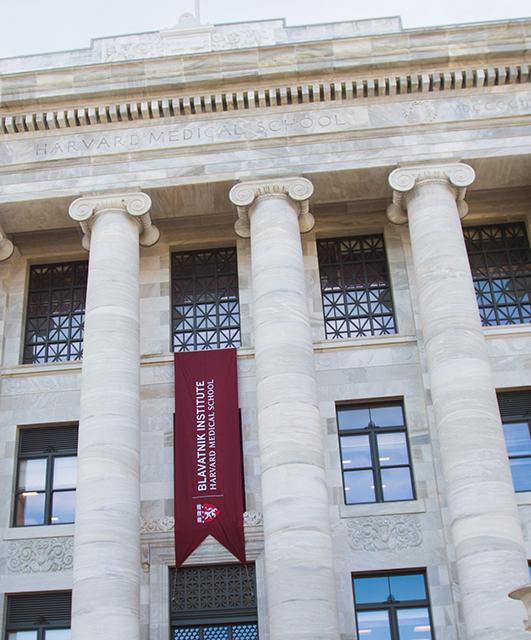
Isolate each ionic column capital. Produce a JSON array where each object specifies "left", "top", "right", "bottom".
[
  {"left": 0, "top": 224, "right": 14, "bottom": 262},
  {"left": 387, "top": 162, "right": 476, "bottom": 224},
  {"left": 69, "top": 191, "right": 159, "bottom": 250},
  {"left": 229, "top": 176, "right": 315, "bottom": 238}
]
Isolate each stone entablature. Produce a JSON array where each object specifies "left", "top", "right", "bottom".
[{"left": 2, "top": 63, "right": 529, "bottom": 137}]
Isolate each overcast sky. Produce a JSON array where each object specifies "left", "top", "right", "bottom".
[{"left": 1, "top": 0, "right": 530, "bottom": 59}]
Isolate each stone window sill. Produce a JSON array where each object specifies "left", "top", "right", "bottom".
[
  {"left": 516, "top": 493, "right": 531, "bottom": 506},
  {"left": 339, "top": 499, "right": 426, "bottom": 519},
  {"left": 314, "top": 334, "right": 417, "bottom": 353},
  {"left": 3, "top": 524, "right": 74, "bottom": 540},
  {"left": 483, "top": 324, "right": 531, "bottom": 339}
]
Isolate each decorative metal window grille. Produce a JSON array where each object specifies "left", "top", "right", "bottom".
[
  {"left": 6, "top": 591, "right": 71, "bottom": 640},
  {"left": 353, "top": 571, "right": 433, "bottom": 640},
  {"left": 464, "top": 222, "right": 531, "bottom": 326},
  {"left": 317, "top": 235, "right": 396, "bottom": 339},
  {"left": 171, "top": 248, "right": 241, "bottom": 352},
  {"left": 23, "top": 261, "right": 88, "bottom": 364},
  {"left": 337, "top": 402, "right": 415, "bottom": 505},
  {"left": 14, "top": 426, "right": 78, "bottom": 527},
  {"left": 170, "top": 564, "right": 258, "bottom": 639},
  {"left": 498, "top": 390, "right": 531, "bottom": 493}
]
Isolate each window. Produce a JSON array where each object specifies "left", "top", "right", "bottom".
[
  {"left": 337, "top": 402, "right": 415, "bottom": 504},
  {"left": 353, "top": 571, "right": 434, "bottom": 640},
  {"left": 14, "top": 426, "right": 78, "bottom": 527},
  {"left": 5, "top": 591, "right": 71, "bottom": 640},
  {"left": 170, "top": 564, "right": 258, "bottom": 639},
  {"left": 23, "top": 261, "right": 88, "bottom": 364},
  {"left": 498, "top": 391, "right": 531, "bottom": 492},
  {"left": 464, "top": 222, "right": 531, "bottom": 326},
  {"left": 171, "top": 248, "right": 241, "bottom": 352},
  {"left": 317, "top": 235, "right": 396, "bottom": 339}
]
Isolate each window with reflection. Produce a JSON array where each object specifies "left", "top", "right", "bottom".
[
  {"left": 6, "top": 592, "right": 71, "bottom": 640},
  {"left": 14, "top": 426, "right": 78, "bottom": 527},
  {"left": 464, "top": 222, "right": 531, "bottom": 326},
  {"left": 353, "top": 571, "right": 434, "bottom": 640},
  {"left": 317, "top": 235, "right": 396, "bottom": 339},
  {"left": 23, "top": 261, "right": 88, "bottom": 364},
  {"left": 337, "top": 402, "right": 415, "bottom": 504},
  {"left": 498, "top": 390, "right": 531, "bottom": 492},
  {"left": 171, "top": 248, "right": 241, "bottom": 352},
  {"left": 170, "top": 564, "right": 258, "bottom": 639}
]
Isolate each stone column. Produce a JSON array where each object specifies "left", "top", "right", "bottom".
[
  {"left": 387, "top": 163, "right": 529, "bottom": 640},
  {"left": 68, "top": 192, "right": 159, "bottom": 640},
  {"left": 230, "top": 178, "right": 340, "bottom": 640}
]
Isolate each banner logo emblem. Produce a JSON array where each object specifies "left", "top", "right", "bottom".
[{"left": 196, "top": 503, "right": 221, "bottom": 524}]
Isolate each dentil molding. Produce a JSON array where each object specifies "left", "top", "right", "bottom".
[
  {"left": 229, "top": 177, "right": 315, "bottom": 238},
  {"left": 387, "top": 162, "right": 476, "bottom": 224},
  {"left": 68, "top": 191, "right": 159, "bottom": 250},
  {"left": 7, "top": 537, "right": 74, "bottom": 573},
  {"left": 346, "top": 515, "right": 422, "bottom": 552}
]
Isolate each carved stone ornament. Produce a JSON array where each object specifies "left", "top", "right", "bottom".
[
  {"left": 7, "top": 537, "right": 74, "bottom": 573},
  {"left": 346, "top": 516, "right": 422, "bottom": 552},
  {"left": 509, "top": 583, "right": 531, "bottom": 631},
  {"left": 387, "top": 162, "right": 476, "bottom": 224},
  {"left": 0, "top": 223, "right": 14, "bottom": 261},
  {"left": 229, "top": 177, "right": 315, "bottom": 238},
  {"left": 140, "top": 511, "right": 263, "bottom": 533},
  {"left": 69, "top": 191, "right": 159, "bottom": 250}
]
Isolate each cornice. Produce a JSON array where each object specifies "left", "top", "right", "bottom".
[
  {"left": 229, "top": 177, "right": 314, "bottom": 237},
  {"left": 1, "top": 62, "right": 529, "bottom": 137}
]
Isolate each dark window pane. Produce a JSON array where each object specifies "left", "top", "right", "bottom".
[
  {"left": 381, "top": 467, "right": 414, "bottom": 501},
  {"left": 318, "top": 235, "right": 396, "bottom": 339},
  {"left": 16, "top": 492, "right": 46, "bottom": 525},
  {"left": 396, "top": 607, "right": 432, "bottom": 639},
  {"left": 509, "top": 458, "right": 531, "bottom": 492},
  {"left": 23, "top": 262, "right": 87, "bottom": 364},
  {"left": 344, "top": 470, "right": 376, "bottom": 504},
  {"left": 171, "top": 249, "right": 241, "bottom": 352},
  {"left": 340, "top": 435, "right": 372, "bottom": 469},
  {"left": 503, "top": 422, "right": 531, "bottom": 457},
  {"left": 370, "top": 405, "right": 404, "bottom": 427},
  {"left": 337, "top": 407, "right": 371, "bottom": 430},
  {"left": 389, "top": 573, "right": 427, "bottom": 601},
  {"left": 51, "top": 490, "right": 76, "bottom": 524},
  {"left": 354, "top": 576, "right": 391, "bottom": 604},
  {"left": 356, "top": 610, "right": 392, "bottom": 640},
  {"left": 377, "top": 432, "right": 410, "bottom": 466}
]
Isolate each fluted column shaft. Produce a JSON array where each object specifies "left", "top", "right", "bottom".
[
  {"left": 388, "top": 164, "right": 529, "bottom": 640},
  {"left": 230, "top": 178, "right": 340, "bottom": 640},
  {"left": 68, "top": 193, "right": 158, "bottom": 640}
]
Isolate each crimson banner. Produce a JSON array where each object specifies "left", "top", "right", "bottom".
[{"left": 173, "top": 348, "right": 246, "bottom": 567}]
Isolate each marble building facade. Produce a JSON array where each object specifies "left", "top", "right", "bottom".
[{"left": 1, "top": 11, "right": 531, "bottom": 640}]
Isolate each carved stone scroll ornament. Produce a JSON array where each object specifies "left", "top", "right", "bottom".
[
  {"left": 346, "top": 516, "right": 422, "bottom": 552},
  {"left": 0, "top": 223, "right": 14, "bottom": 261},
  {"left": 229, "top": 177, "right": 315, "bottom": 238},
  {"left": 7, "top": 537, "right": 74, "bottom": 573},
  {"left": 69, "top": 191, "right": 159, "bottom": 250},
  {"left": 386, "top": 162, "right": 476, "bottom": 224},
  {"left": 140, "top": 511, "right": 263, "bottom": 533}
]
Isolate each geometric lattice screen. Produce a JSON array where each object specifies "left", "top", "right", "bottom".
[
  {"left": 23, "top": 261, "right": 88, "bottom": 364},
  {"left": 171, "top": 248, "right": 241, "bottom": 352},
  {"left": 317, "top": 235, "right": 396, "bottom": 339},
  {"left": 464, "top": 222, "right": 531, "bottom": 326}
]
